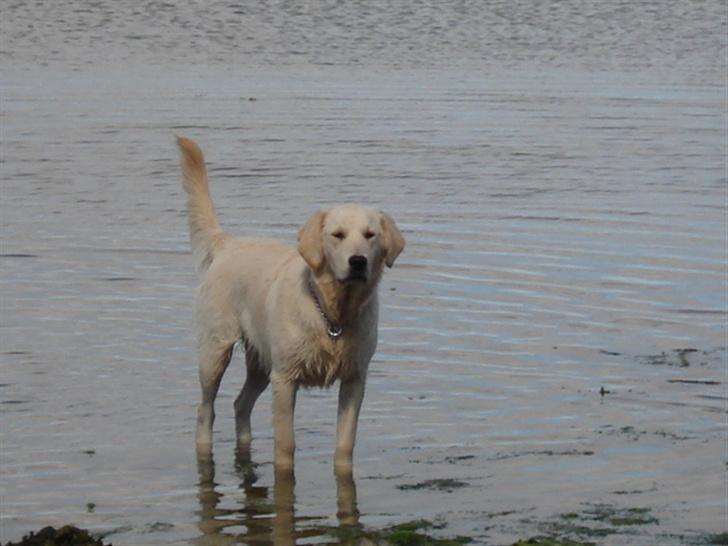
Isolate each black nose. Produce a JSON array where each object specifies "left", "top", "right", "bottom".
[{"left": 349, "top": 255, "right": 367, "bottom": 272}]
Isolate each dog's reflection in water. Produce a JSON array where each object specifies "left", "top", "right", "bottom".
[{"left": 196, "top": 449, "right": 360, "bottom": 545}]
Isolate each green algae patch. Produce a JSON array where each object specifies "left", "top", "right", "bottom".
[
  {"left": 579, "top": 505, "right": 658, "bottom": 527},
  {"left": 636, "top": 347, "right": 727, "bottom": 368},
  {"left": 532, "top": 505, "right": 660, "bottom": 542},
  {"left": 639, "top": 348, "right": 697, "bottom": 367},
  {"left": 705, "top": 532, "right": 728, "bottom": 545},
  {"left": 608, "top": 508, "right": 659, "bottom": 527}
]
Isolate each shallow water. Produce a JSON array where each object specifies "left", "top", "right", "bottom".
[{"left": 1, "top": 1, "right": 726, "bottom": 545}]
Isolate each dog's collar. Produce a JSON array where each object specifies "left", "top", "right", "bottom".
[{"left": 307, "top": 278, "right": 343, "bottom": 339}]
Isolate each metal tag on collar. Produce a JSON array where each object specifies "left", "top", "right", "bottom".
[{"left": 327, "top": 324, "right": 343, "bottom": 338}]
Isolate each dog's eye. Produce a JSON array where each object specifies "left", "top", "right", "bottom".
[
  {"left": 332, "top": 231, "right": 346, "bottom": 240},
  {"left": 364, "top": 230, "right": 376, "bottom": 239}
]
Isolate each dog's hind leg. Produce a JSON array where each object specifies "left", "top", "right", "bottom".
[
  {"left": 234, "top": 344, "right": 270, "bottom": 446},
  {"left": 196, "top": 341, "right": 234, "bottom": 455}
]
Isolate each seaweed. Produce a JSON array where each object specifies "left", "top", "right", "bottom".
[
  {"left": 526, "top": 505, "right": 661, "bottom": 543},
  {"left": 704, "top": 532, "right": 728, "bottom": 545},
  {"left": 3, "top": 526, "right": 110, "bottom": 546},
  {"left": 396, "top": 479, "right": 469, "bottom": 492},
  {"left": 320, "top": 519, "right": 471, "bottom": 545},
  {"left": 511, "top": 539, "right": 594, "bottom": 546}
]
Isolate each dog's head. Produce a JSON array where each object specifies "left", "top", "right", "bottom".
[{"left": 297, "top": 205, "right": 404, "bottom": 284}]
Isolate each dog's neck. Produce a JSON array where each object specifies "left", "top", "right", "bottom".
[{"left": 309, "top": 271, "right": 376, "bottom": 328}]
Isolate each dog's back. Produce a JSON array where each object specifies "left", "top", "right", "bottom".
[{"left": 196, "top": 237, "right": 299, "bottom": 357}]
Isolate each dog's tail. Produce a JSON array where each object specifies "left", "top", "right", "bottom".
[{"left": 176, "top": 136, "right": 230, "bottom": 275}]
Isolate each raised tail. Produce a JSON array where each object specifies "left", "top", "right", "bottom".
[{"left": 176, "top": 137, "right": 230, "bottom": 275}]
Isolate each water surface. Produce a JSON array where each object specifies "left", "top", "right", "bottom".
[{"left": 1, "top": 1, "right": 726, "bottom": 544}]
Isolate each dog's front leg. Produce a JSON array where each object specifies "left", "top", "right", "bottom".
[
  {"left": 271, "top": 373, "right": 298, "bottom": 468},
  {"left": 335, "top": 375, "right": 366, "bottom": 469},
  {"left": 335, "top": 464, "right": 360, "bottom": 526}
]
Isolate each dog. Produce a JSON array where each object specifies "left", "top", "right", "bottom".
[{"left": 177, "top": 137, "right": 404, "bottom": 469}]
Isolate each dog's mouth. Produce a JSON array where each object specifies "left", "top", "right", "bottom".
[{"left": 343, "top": 270, "right": 368, "bottom": 283}]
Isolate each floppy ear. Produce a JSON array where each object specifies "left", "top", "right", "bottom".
[
  {"left": 380, "top": 211, "right": 405, "bottom": 268},
  {"left": 297, "top": 209, "right": 328, "bottom": 271}
]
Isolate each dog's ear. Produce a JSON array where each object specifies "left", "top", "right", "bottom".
[
  {"left": 298, "top": 209, "right": 329, "bottom": 272},
  {"left": 380, "top": 211, "right": 405, "bottom": 268}
]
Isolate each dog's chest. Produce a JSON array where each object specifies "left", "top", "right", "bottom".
[{"left": 286, "top": 335, "right": 359, "bottom": 388}]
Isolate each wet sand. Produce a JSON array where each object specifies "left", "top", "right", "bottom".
[{"left": 1, "top": 2, "right": 726, "bottom": 545}]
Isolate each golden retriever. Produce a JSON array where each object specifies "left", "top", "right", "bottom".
[{"left": 177, "top": 137, "right": 404, "bottom": 469}]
